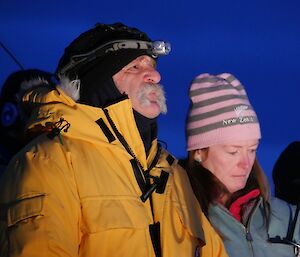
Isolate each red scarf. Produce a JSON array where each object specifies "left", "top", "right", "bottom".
[{"left": 229, "top": 189, "right": 260, "bottom": 221}]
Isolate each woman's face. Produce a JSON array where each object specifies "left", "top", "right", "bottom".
[{"left": 196, "top": 139, "right": 259, "bottom": 193}]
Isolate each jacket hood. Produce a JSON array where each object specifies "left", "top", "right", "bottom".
[
  {"left": 59, "top": 76, "right": 158, "bottom": 155},
  {"left": 22, "top": 84, "right": 155, "bottom": 169}
]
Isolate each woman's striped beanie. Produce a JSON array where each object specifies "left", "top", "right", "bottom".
[{"left": 186, "top": 73, "right": 261, "bottom": 151}]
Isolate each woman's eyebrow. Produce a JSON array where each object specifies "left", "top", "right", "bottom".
[{"left": 226, "top": 144, "right": 258, "bottom": 148}]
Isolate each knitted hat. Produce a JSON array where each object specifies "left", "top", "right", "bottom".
[
  {"left": 186, "top": 73, "right": 261, "bottom": 150},
  {"left": 55, "top": 22, "right": 170, "bottom": 107},
  {"left": 56, "top": 22, "right": 169, "bottom": 81}
]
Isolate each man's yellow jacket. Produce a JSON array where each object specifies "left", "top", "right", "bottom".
[{"left": 0, "top": 87, "right": 227, "bottom": 257}]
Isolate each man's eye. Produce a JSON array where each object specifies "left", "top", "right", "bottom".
[
  {"left": 125, "top": 64, "right": 139, "bottom": 72},
  {"left": 130, "top": 64, "right": 139, "bottom": 69}
]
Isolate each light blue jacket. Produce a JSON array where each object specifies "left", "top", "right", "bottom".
[{"left": 209, "top": 197, "right": 300, "bottom": 257}]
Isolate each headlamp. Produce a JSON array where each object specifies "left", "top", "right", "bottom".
[
  {"left": 58, "top": 39, "right": 171, "bottom": 76},
  {"left": 151, "top": 41, "right": 171, "bottom": 57}
]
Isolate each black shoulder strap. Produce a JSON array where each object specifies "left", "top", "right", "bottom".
[{"left": 96, "top": 118, "right": 116, "bottom": 143}]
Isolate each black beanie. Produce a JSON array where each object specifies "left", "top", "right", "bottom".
[
  {"left": 56, "top": 22, "right": 156, "bottom": 82},
  {"left": 55, "top": 22, "right": 160, "bottom": 107},
  {"left": 272, "top": 141, "right": 300, "bottom": 205}
]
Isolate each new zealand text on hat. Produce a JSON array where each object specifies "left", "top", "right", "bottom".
[{"left": 186, "top": 73, "right": 261, "bottom": 150}]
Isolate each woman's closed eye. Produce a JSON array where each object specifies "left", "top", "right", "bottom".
[{"left": 249, "top": 148, "right": 257, "bottom": 154}]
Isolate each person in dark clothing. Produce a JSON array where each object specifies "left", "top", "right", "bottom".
[
  {"left": 0, "top": 69, "right": 54, "bottom": 173},
  {"left": 272, "top": 141, "right": 300, "bottom": 205}
]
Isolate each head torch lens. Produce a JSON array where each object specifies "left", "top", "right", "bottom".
[{"left": 152, "top": 41, "right": 171, "bottom": 56}]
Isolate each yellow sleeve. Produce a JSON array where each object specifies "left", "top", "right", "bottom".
[
  {"left": 201, "top": 212, "right": 229, "bottom": 257},
  {"left": 0, "top": 145, "right": 81, "bottom": 257}
]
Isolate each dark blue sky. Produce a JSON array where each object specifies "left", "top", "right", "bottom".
[{"left": 1, "top": 0, "right": 300, "bottom": 191}]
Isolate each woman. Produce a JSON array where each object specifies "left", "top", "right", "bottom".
[{"left": 184, "top": 73, "right": 300, "bottom": 257}]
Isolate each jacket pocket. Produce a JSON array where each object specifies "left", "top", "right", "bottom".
[
  {"left": 6, "top": 193, "right": 45, "bottom": 227},
  {"left": 81, "top": 197, "right": 149, "bottom": 233},
  {"left": 175, "top": 203, "right": 205, "bottom": 243},
  {"left": 80, "top": 197, "right": 152, "bottom": 257}
]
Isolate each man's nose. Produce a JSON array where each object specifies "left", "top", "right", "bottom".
[{"left": 144, "top": 67, "right": 161, "bottom": 84}]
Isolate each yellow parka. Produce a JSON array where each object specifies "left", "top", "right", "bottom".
[{"left": 0, "top": 86, "right": 227, "bottom": 257}]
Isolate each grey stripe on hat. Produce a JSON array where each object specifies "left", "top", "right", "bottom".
[
  {"left": 188, "top": 104, "right": 253, "bottom": 122},
  {"left": 192, "top": 94, "right": 248, "bottom": 108},
  {"left": 190, "top": 84, "right": 244, "bottom": 97},
  {"left": 223, "top": 74, "right": 237, "bottom": 83},
  {"left": 192, "top": 75, "right": 242, "bottom": 85},
  {"left": 187, "top": 115, "right": 259, "bottom": 136},
  {"left": 192, "top": 77, "right": 222, "bottom": 84}
]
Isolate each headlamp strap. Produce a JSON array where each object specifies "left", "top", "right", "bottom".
[{"left": 59, "top": 39, "right": 170, "bottom": 76}]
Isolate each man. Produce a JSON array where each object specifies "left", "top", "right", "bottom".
[
  {"left": 0, "top": 69, "right": 54, "bottom": 173},
  {"left": 0, "top": 22, "right": 227, "bottom": 257}
]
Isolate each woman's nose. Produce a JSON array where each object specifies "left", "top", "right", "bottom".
[{"left": 239, "top": 154, "right": 251, "bottom": 170}]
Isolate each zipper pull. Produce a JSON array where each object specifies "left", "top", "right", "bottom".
[
  {"left": 246, "top": 229, "right": 253, "bottom": 241},
  {"left": 58, "top": 131, "right": 63, "bottom": 145},
  {"left": 47, "top": 118, "right": 70, "bottom": 145}
]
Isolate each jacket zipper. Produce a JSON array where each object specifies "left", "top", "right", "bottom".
[
  {"left": 103, "top": 108, "right": 163, "bottom": 257},
  {"left": 244, "top": 197, "right": 262, "bottom": 257},
  {"left": 217, "top": 197, "right": 262, "bottom": 256}
]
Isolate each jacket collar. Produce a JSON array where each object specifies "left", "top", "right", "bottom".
[{"left": 23, "top": 86, "right": 158, "bottom": 170}]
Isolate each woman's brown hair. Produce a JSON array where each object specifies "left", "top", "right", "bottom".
[{"left": 186, "top": 150, "right": 270, "bottom": 217}]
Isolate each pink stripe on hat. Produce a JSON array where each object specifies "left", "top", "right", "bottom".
[{"left": 186, "top": 73, "right": 261, "bottom": 151}]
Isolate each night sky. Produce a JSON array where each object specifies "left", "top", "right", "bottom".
[{"left": 1, "top": 0, "right": 300, "bottom": 192}]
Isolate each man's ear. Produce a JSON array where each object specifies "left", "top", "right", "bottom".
[{"left": 112, "top": 71, "right": 125, "bottom": 94}]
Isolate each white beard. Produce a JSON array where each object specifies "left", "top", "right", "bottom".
[{"left": 136, "top": 83, "right": 167, "bottom": 114}]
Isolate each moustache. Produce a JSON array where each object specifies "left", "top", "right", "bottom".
[{"left": 137, "top": 83, "right": 167, "bottom": 114}]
